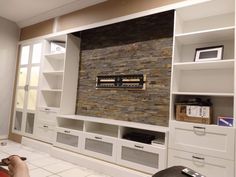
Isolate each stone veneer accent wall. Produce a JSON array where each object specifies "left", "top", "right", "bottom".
[{"left": 75, "top": 10, "right": 174, "bottom": 126}]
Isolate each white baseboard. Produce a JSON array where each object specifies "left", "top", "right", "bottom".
[
  {"left": 21, "top": 137, "right": 53, "bottom": 154},
  {"left": 0, "top": 135, "right": 8, "bottom": 140}
]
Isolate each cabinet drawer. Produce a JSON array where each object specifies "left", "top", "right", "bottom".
[
  {"left": 82, "top": 133, "right": 116, "bottom": 163},
  {"left": 35, "top": 120, "right": 55, "bottom": 143},
  {"left": 169, "top": 121, "right": 235, "bottom": 160},
  {"left": 117, "top": 139, "right": 167, "bottom": 174},
  {"left": 38, "top": 109, "right": 57, "bottom": 122},
  {"left": 168, "top": 149, "right": 234, "bottom": 177},
  {"left": 54, "top": 127, "right": 82, "bottom": 153}
]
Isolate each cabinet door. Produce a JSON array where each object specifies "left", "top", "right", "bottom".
[
  {"left": 169, "top": 121, "right": 235, "bottom": 160},
  {"left": 13, "top": 42, "right": 42, "bottom": 136},
  {"left": 117, "top": 139, "right": 167, "bottom": 174},
  {"left": 54, "top": 127, "right": 82, "bottom": 153},
  {"left": 168, "top": 149, "right": 234, "bottom": 177},
  {"left": 35, "top": 120, "right": 55, "bottom": 143},
  {"left": 82, "top": 132, "right": 117, "bottom": 163}
]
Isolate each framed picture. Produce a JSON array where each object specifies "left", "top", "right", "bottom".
[{"left": 194, "top": 45, "right": 224, "bottom": 62}]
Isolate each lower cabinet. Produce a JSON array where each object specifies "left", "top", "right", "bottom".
[
  {"left": 54, "top": 127, "right": 83, "bottom": 153},
  {"left": 117, "top": 139, "right": 167, "bottom": 174},
  {"left": 168, "top": 149, "right": 234, "bottom": 177},
  {"left": 35, "top": 120, "right": 55, "bottom": 143},
  {"left": 82, "top": 133, "right": 117, "bottom": 163}
]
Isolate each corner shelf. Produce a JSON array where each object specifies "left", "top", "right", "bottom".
[{"left": 44, "top": 52, "right": 65, "bottom": 60}]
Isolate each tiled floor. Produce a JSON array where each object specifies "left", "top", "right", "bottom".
[{"left": 0, "top": 140, "right": 112, "bottom": 177}]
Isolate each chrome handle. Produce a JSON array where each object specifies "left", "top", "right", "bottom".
[
  {"left": 134, "top": 145, "right": 144, "bottom": 149},
  {"left": 94, "top": 136, "right": 102, "bottom": 140},
  {"left": 192, "top": 155, "right": 205, "bottom": 161},
  {"left": 24, "top": 84, "right": 29, "bottom": 91},
  {"left": 193, "top": 126, "right": 206, "bottom": 135}
]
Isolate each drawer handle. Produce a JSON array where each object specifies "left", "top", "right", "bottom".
[
  {"left": 193, "top": 126, "right": 206, "bottom": 135},
  {"left": 94, "top": 136, "right": 102, "bottom": 140},
  {"left": 134, "top": 145, "right": 144, "bottom": 149},
  {"left": 192, "top": 156, "right": 205, "bottom": 161},
  {"left": 64, "top": 130, "right": 71, "bottom": 134},
  {"left": 45, "top": 108, "right": 50, "bottom": 111},
  {"left": 43, "top": 125, "right": 48, "bottom": 128}
]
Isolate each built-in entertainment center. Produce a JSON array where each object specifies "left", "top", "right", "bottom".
[{"left": 12, "top": 0, "right": 236, "bottom": 177}]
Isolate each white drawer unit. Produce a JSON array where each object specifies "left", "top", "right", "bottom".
[
  {"left": 38, "top": 108, "right": 58, "bottom": 122},
  {"left": 82, "top": 132, "right": 117, "bottom": 163},
  {"left": 168, "top": 149, "right": 234, "bottom": 177},
  {"left": 117, "top": 139, "right": 167, "bottom": 174},
  {"left": 169, "top": 121, "right": 235, "bottom": 160},
  {"left": 54, "top": 127, "right": 83, "bottom": 153},
  {"left": 35, "top": 120, "right": 55, "bottom": 143}
]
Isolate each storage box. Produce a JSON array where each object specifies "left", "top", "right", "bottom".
[{"left": 175, "top": 104, "right": 212, "bottom": 124}]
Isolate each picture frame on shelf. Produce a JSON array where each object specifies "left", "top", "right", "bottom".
[{"left": 194, "top": 45, "right": 224, "bottom": 62}]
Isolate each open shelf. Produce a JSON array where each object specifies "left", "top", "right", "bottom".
[
  {"left": 175, "top": 0, "right": 235, "bottom": 34},
  {"left": 43, "top": 57, "right": 65, "bottom": 72},
  {"left": 173, "top": 59, "right": 234, "bottom": 70},
  {"left": 84, "top": 122, "right": 118, "bottom": 138},
  {"left": 172, "top": 95, "right": 234, "bottom": 124},
  {"left": 42, "top": 71, "right": 64, "bottom": 75},
  {"left": 172, "top": 92, "right": 234, "bottom": 97},
  {"left": 175, "top": 27, "right": 234, "bottom": 45},
  {"left": 39, "top": 91, "right": 61, "bottom": 109},
  {"left": 44, "top": 52, "right": 65, "bottom": 60},
  {"left": 41, "top": 74, "right": 63, "bottom": 90},
  {"left": 172, "top": 68, "right": 234, "bottom": 94},
  {"left": 57, "top": 117, "right": 84, "bottom": 131}
]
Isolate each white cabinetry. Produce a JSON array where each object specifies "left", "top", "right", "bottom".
[
  {"left": 54, "top": 115, "right": 168, "bottom": 174},
  {"left": 13, "top": 41, "right": 43, "bottom": 137},
  {"left": 169, "top": 0, "right": 235, "bottom": 177},
  {"left": 35, "top": 34, "right": 81, "bottom": 143}
]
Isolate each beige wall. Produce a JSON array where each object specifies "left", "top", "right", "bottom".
[
  {"left": 20, "top": 0, "right": 185, "bottom": 41},
  {"left": 0, "top": 17, "right": 20, "bottom": 140}
]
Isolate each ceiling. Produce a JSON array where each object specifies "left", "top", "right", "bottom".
[{"left": 0, "top": 0, "right": 106, "bottom": 28}]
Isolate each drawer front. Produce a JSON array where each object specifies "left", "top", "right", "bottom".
[
  {"left": 35, "top": 121, "right": 55, "bottom": 143},
  {"left": 169, "top": 121, "right": 235, "bottom": 160},
  {"left": 168, "top": 149, "right": 234, "bottom": 177},
  {"left": 117, "top": 139, "right": 167, "bottom": 174},
  {"left": 82, "top": 133, "right": 117, "bottom": 163},
  {"left": 54, "top": 127, "right": 82, "bottom": 153},
  {"left": 38, "top": 110, "right": 57, "bottom": 123}
]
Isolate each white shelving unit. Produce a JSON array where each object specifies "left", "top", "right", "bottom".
[
  {"left": 54, "top": 115, "right": 168, "bottom": 174},
  {"left": 168, "top": 0, "right": 235, "bottom": 177},
  {"left": 35, "top": 34, "right": 81, "bottom": 143}
]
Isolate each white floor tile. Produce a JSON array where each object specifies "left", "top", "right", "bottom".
[
  {"left": 30, "top": 168, "right": 52, "bottom": 177},
  {"left": 57, "top": 167, "right": 93, "bottom": 177},
  {"left": 0, "top": 140, "right": 112, "bottom": 177},
  {"left": 30, "top": 156, "right": 63, "bottom": 167},
  {"left": 42, "top": 161, "right": 77, "bottom": 173}
]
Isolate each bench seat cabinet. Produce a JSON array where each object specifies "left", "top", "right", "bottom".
[
  {"left": 169, "top": 121, "right": 235, "bottom": 160},
  {"left": 168, "top": 149, "right": 234, "bottom": 177},
  {"left": 81, "top": 132, "right": 117, "bottom": 163},
  {"left": 117, "top": 139, "right": 167, "bottom": 174},
  {"left": 54, "top": 127, "right": 83, "bottom": 153}
]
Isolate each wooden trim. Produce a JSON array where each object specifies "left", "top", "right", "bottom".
[
  {"left": 8, "top": 46, "right": 22, "bottom": 143},
  {"left": 57, "top": 0, "right": 186, "bottom": 31},
  {"left": 20, "top": 19, "right": 54, "bottom": 41}
]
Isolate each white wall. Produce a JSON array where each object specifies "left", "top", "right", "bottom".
[{"left": 0, "top": 17, "right": 19, "bottom": 139}]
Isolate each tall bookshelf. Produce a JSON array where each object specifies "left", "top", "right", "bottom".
[{"left": 168, "top": 0, "right": 235, "bottom": 177}]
